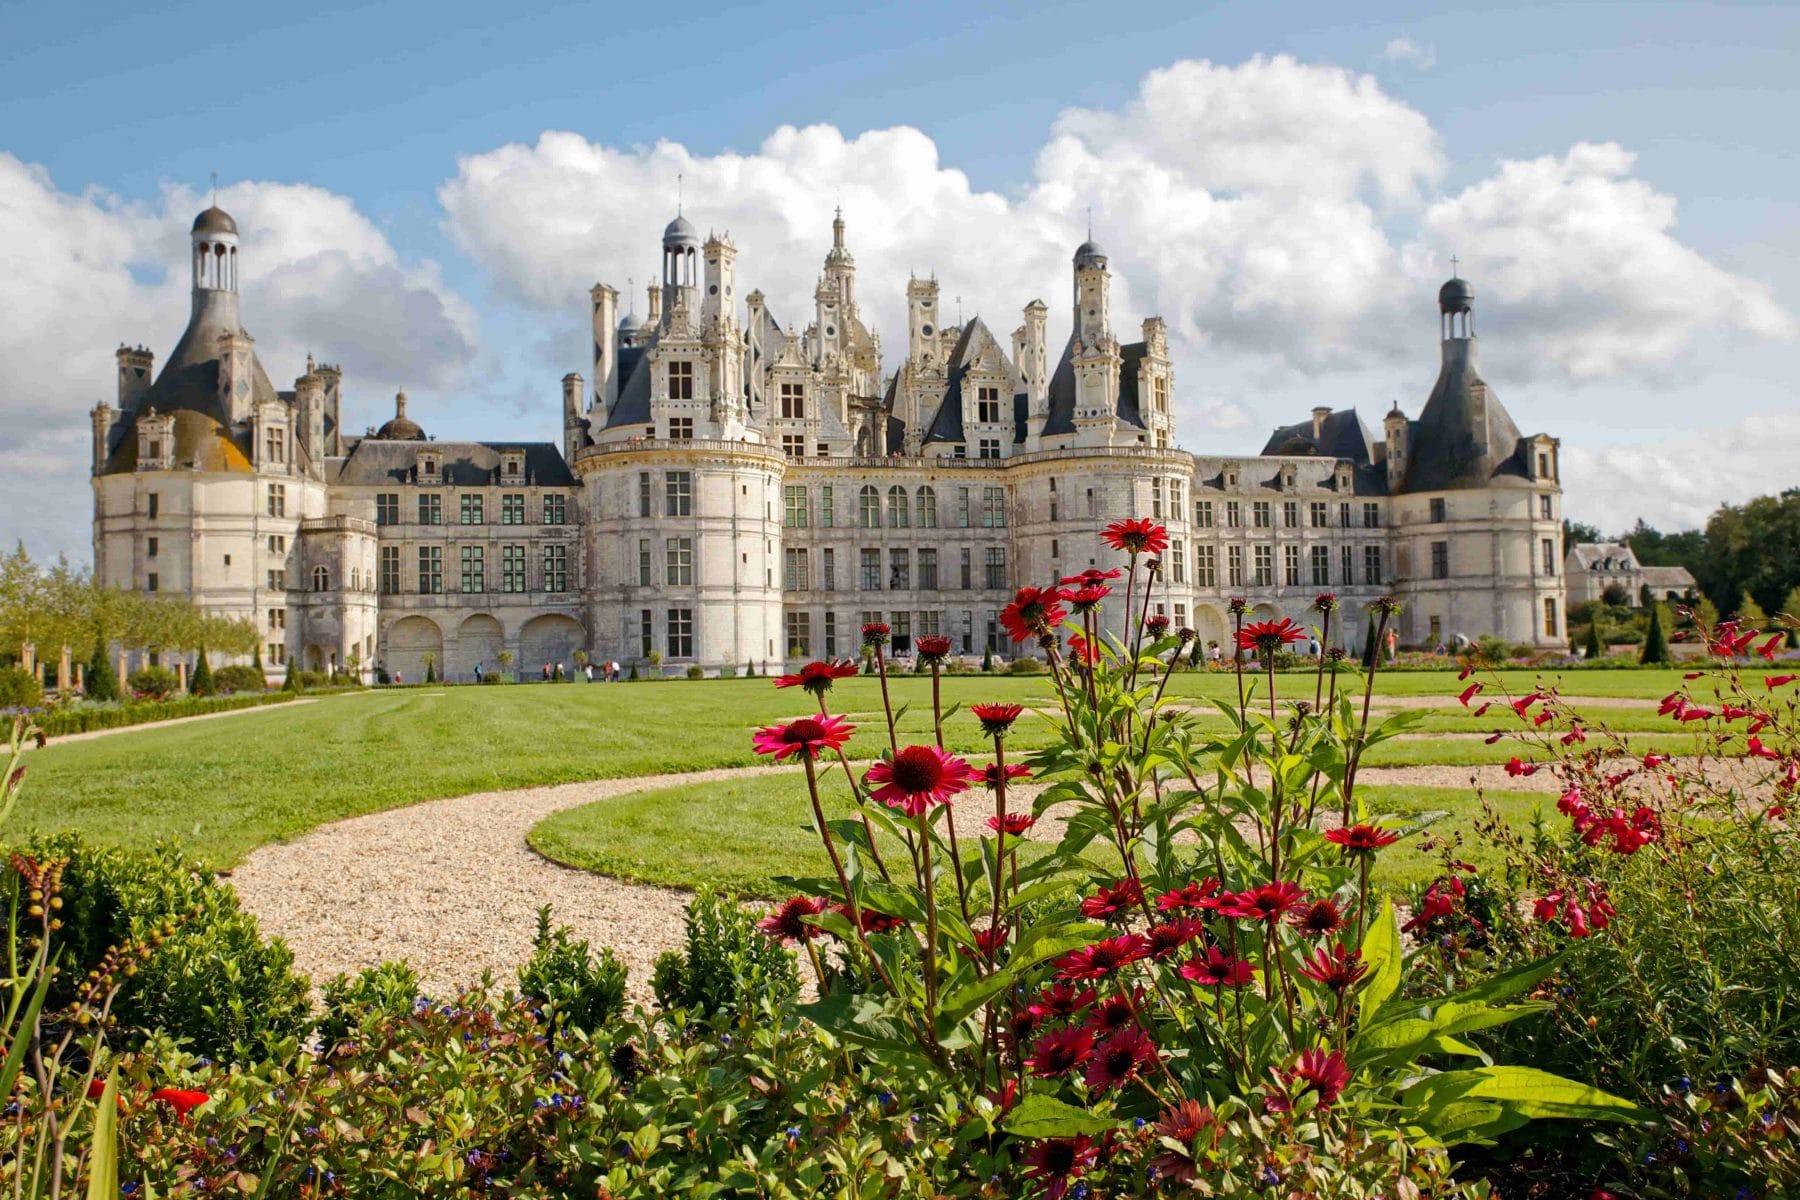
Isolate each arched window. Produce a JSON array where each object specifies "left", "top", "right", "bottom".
[
  {"left": 311, "top": 565, "right": 330, "bottom": 592},
  {"left": 858, "top": 485, "right": 880, "bottom": 529},
  {"left": 915, "top": 486, "right": 938, "bottom": 528},
  {"left": 888, "top": 486, "right": 910, "bottom": 528}
]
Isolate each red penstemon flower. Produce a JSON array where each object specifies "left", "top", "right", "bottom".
[
  {"left": 980, "top": 762, "right": 1033, "bottom": 789},
  {"left": 971, "top": 702, "right": 1024, "bottom": 735},
  {"left": 1102, "top": 518, "right": 1169, "bottom": 556},
  {"left": 863, "top": 745, "right": 973, "bottom": 817},
  {"left": 150, "top": 1087, "right": 211, "bottom": 1122},
  {"left": 1224, "top": 880, "right": 1308, "bottom": 922},
  {"left": 772, "top": 659, "right": 860, "bottom": 695},
  {"left": 1000, "top": 586, "right": 1068, "bottom": 642},
  {"left": 1054, "top": 934, "right": 1150, "bottom": 979},
  {"left": 756, "top": 896, "right": 828, "bottom": 944},
  {"left": 751, "top": 714, "right": 855, "bottom": 761},
  {"left": 1179, "top": 947, "right": 1255, "bottom": 988},
  {"left": 1026, "top": 1026, "right": 1094, "bottom": 1077},
  {"left": 1085, "top": 1026, "right": 1159, "bottom": 1091},
  {"left": 1235, "top": 617, "right": 1307, "bottom": 655},
  {"left": 1028, "top": 982, "right": 1098, "bottom": 1019},
  {"left": 1022, "top": 1135, "right": 1099, "bottom": 1200},
  {"left": 986, "top": 809, "right": 1035, "bottom": 833},
  {"left": 1324, "top": 823, "right": 1400, "bottom": 853},
  {"left": 1289, "top": 898, "right": 1346, "bottom": 937},
  {"left": 1079, "top": 878, "right": 1145, "bottom": 921},
  {"left": 1298, "top": 942, "right": 1368, "bottom": 991}
]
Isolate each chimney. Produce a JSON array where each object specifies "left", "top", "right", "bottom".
[
  {"left": 1311, "top": 406, "right": 1331, "bottom": 440},
  {"left": 295, "top": 370, "right": 325, "bottom": 476},
  {"left": 590, "top": 284, "right": 619, "bottom": 415},
  {"left": 116, "top": 345, "right": 154, "bottom": 410},
  {"left": 646, "top": 280, "right": 662, "bottom": 325},
  {"left": 562, "top": 372, "right": 585, "bottom": 462}
]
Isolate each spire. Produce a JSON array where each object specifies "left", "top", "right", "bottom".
[{"left": 833, "top": 205, "right": 845, "bottom": 249}]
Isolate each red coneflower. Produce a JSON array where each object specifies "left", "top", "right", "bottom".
[
  {"left": 751, "top": 714, "right": 855, "bottom": 761},
  {"left": 1156, "top": 878, "right": 1221, "bottom": 911},
  {"left": 980, "top": 762, "right": 1033, "bottom": 789},
  {"left": 863, "top": 745, "right": 973, "bottom": 816},
  {"left": 1285, "top": 1048, "right": 1351, "bottom": 1107},
  {"left": 150, "top": 1087, "right": 211, "bottom": 1122},
  {"left": 1059, "top": 584, "right": 1112, "bottom": 611},
  {"left": 974, "top": 924, "right": 1009, "bottom": 958},
  {"left": 1149, "top": 1100, "right": 1216, "bottom": 1185},
  {"left": 1146, "top": 918, "right": 1205, "bottom": 960},
  {"left": 1066, "top": 632, "right": 1101, "bottom": 667},
  {"left": 1026, "top": 1026, "right": 1095, "bottom": 1077},
  {"left": 1083, "top": 988, "right": 1142, "bottom": 1036},
  {"left": 1227, "top": 597, "right": 1249, "bottom": 615},
  {"left": 971, "top": 702, "right": 1025, "bottom": 735},
  {"left": 860, "top": 622, "right": 890, "bottom": 647},
  {"left": 1297, "top": 942, "right": 1368, "bottom": 991},
  {"left": 1054, "top": 934, "right": 1150, "bottom": 979},
  {"left": 1022, "top": 1135, "right": 1099, "bottom": 1200},
  {"left": 756, "top": 896, "right": 828, "bottom": 944},
  {"left": 1000, "top": 586, "right": 1068, "bottom": 642},
  {"left": 1145, "top": 613, "right": 1172, "bottom": 637},
  {"left": 1224, "top": 880, "right": 1308, "bottom": 923},
  {"left": 987, "top": 809, "right": 1036, "bottom": 833},
  {"left": 1102, "top": 518, "right": 1169, "bottom": 556},
  {"left": 1312, "top": 592, "right": 1339, "bottom": 614},
  {"left": 1027, "top": 982, "right": 1098, "bottom": 1019},
  {"left": 1060, "top": 567, "right": 1124, "bottom": 586},
  {"left": 1289, "top": 898, "right": 1346, "bottom": 937},
  {"left": 915, "top": 635, "right": 953, "bottom": 664},
  {"left": 1324, "top": 824, "right": 1400, "bottom": 853},
  {"left": 772, "top": 659, "right": 861, "bottom": 696},
  {"left": 1084, "top": 1026, "right": 1159, "bottom": 1092},
  {"left": 1079, "top": 879, "right": 1145, "bottom": 922},
  {"left": 1178, "top": 947, "right": 1254, "bottom": 988},
  {"left": 1235, "top": 618, "right": 1307, "bottom": 655},
  {"left": 833, "top": 902, "right": 905, "bottom": 935}
]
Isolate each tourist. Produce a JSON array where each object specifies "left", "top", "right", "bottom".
[
  {"left": 474, "top": 662, "right": 484, "bottom": 683},
  {"left": 541, "top": 662, "right": 550, "bottom": 682}
]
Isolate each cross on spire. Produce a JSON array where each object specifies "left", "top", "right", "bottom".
[
  {"left": 677, "top": 173, "right": 683, "bottom": 216},
  {"left": 1450, "top": 254, "right": 1460, "bottom": 277},
  {"left": 210, "top": 172, "right": 218, "bottom": 206}
]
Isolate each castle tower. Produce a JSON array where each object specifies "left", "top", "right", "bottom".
[
  {"left": 117, "top": 345, "right": 154, "bottom": 410},
  {"left": 294, "top": 367, "right": 325, "bottom": 477},
  {"left": 591, "top": 283, "right": 620, "bottom": 416},
  {"left": 661, "top": 214, "right": 700, "bottom": 332},
  {"left": 703, "top": 233, "right": 744, "bottom": 434},
  {"left": 702, "top": 233, "right": 736, "bottom": 325},
  {"left": 823, "top": 208, "right": 855, "bottom": 312},
  {"left": 907, "top": 276, "right": 940, "bottom": 367},
  {"left": 1384, "top": 403, "right": 1409, "bottom": 490},
  {"left": 1071, "top": 239, "right": 1120, "bottom": 446}
]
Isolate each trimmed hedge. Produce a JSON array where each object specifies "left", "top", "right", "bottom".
[{"left": 37, "top": 691, "right": 303, "bottom": 738}]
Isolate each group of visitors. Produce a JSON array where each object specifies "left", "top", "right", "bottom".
[{"left": 460, "top": 658, "right": 626, "bottom": 684}]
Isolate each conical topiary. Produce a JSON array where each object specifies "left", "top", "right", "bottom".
[
  {"left": 85, "top": 639, "right": 118, "bottom": 701},
  {"left": 282, "top": 660, "right": 301, "bottom": 692},
  {"left": 425, "top": 660, "right": 436, "bottom": 684},
  {"left": 628, "top": 661, "right": 639, "bottom": 681},
  {"left": 1361, "top": 613, "right": 1378, "bottom": 669},
  {"left": 1738, "top": 591, "right": 1768, "bottom": 629},
  {"left": 1583, "top": 621, "right": 1605, "bottom": 661},
  {"left": 1784, "top": 585, "right": 1800, "bottom": 648},
  {"left": 190, "top": 648, "right": 214, "bottom": 696},
  {"left": 981, "top": 646, "right": 993, "bottom": 672},
  {"left": 1641, "top": 602, "right": 1671, "bottom": 665}
]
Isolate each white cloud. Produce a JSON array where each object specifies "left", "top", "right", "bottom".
[
  {"left": 1561, "top": 410, "right": 1800, "bottom": 534},
  {"left": 0, "top": 156, "right": 480, "bottom": 561},
  {"left": 1382, "top": 38, "right": 1436, "bottom": 70},
  {"left": 1195, "top": 402, "right": 1254, "bottom": 432}
]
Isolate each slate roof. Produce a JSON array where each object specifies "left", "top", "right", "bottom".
[
  {"left": 334, "top": 440, "right": 577, "bottom": 487},
  {"left": 1400, "top": 339, "right": 1531, "bottom": 492},
  {"left": 605, "top": 344, "right": 653, "bottom": 431},
  {"left": 1259, "top": 409, "right": 1379, "bottom": 464},
  {"left": 919, "top": 318, "right": 1027, "bottom": 446},
  {"left": 1042, "top": 336, "right": 1149, "bottom": 437}
]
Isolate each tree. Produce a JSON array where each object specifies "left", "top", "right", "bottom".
[
  {"left": 423, "top": 651, "right": 436, "bottom": 685},
  {"left": 1641, "top": 603, "right": 1671, "bottom": 665},
  {"left": 981, "top": 646, "right": 993, "bottom": 672},
  {"left": 1692, "top": 595, "right": 1721, "bottom": 633},
  {"left": 1583, "top": 621, "right": 1605, "bottom": 661},
  {"left": 1736, "top": 591, "right": 1768, "bottom": 628},
  {"left": 1361, "top": 613, "right": 1378, "bottom": 669},
  {"left": 282, "top": 660, "right": 301, "bottom": 692},
  {"left": 190, "top": 648, "right": 215, "bottom": 696},
  {"left": 1601, "top": 582, "right": 1631, "bottom": 607},
  {"left": 85, "top": 638, "right": 118, "bottom": 701},
  {"left": 1562, "top": 518, "right": 1603, "bottom": 555},
  {"left": 1784, "top": 586, "right": 1800, "bottom": 648},
  {"left": 1626, "top": 518, "right": 1706, "bottom": 570}
]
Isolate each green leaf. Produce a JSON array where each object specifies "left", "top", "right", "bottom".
[
  {"left": 1003, "top": 1094, "right": 1120, "bottom": 1139},
  {"left": 1403, "top": 1065, "right": 1649, "bottom": 1144},
  {"left": 1440, "top": 951, "right": 1567, "bottom": 1008},
  {"left": 1359, "top": 898, "right": 1403, "bottom": 1024},
  {"left": 0, "top": 951, "right": 54, "bottom": 1102},
  {"left": 937, "top": 968, "right": 1014, "bottom": 1035},
  {"left": 86, "top": 1068, "right": 120, "bottom": 1200},
  {"left": 1009, "top": 921, "right": 1106, "bottom": 972}
]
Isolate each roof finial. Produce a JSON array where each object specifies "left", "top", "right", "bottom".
[
  {"left": 1086, "top": 205, "right": 1092, "bottom": 241},
  {"left": 956, "top": 295, "right": 963, "bottom": 324},
  {"left": 626, "top": 277, "right": 635, "bottom": 315},
  {"left": 1450, "top": 253, "right": 1460, "bottom": 278},
  {"left": 210, "top": 172, "right": 217, "bottom": 207},
  {"left": 676, "top": 173, "right": 683, "bottom": 217}
]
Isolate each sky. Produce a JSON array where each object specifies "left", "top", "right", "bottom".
[{"left": 2, "top": 0, "right": 1796, "bottom": 564}]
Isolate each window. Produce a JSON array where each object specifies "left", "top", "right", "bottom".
[
  {"left": 639, "top": 610, "right": 653, "bottom": 659},
  {"left": 1253, "top": 501, "right": 1271, "bottom": 528},
  {"left": 543, "top": 494, "right": 566, "bottom": 525},
  {"left": 376, "top": 494, "right": 399, "bottom": 525},
  {"left": 785, "top": 612, "right": 811, "bottom": 657},
  {"left": 1364, "top": 545, "right": 1383, "bottom": 585},
  {"left": 268, "top": 608, "right": 285, "bottom": 631},
  {"left": 978, "top": 438, "right": 1000, "bottom": 460},
  {"left": 859, "top": 486, "right": 880, "bottom": 528},
  {"left": 1363, "top": 503, "right": 1381, "bottom": 528},
  {"left": 1225, "top": 501, "right": 1241, "bottom": 528},
  {"left": 266, "top": 569, "right": 285, "bottom": 590},
  {"left": 460, "top": 545, "right": 485, "bottom": 593},
  {"left": 1311, "top": 545, "right": 1330, "bottom": 586},
  {"left": 1538, "top": 452, "right": 1551, "bottom": 478},
  {"left": 665, "top": 471, "right": 692, "bottom": 516},
  {"left": 960, "top": 609, "right": 974, "bottom": 654},
  {"left": 1154, "top": 376, "right": 1169, "bottom": 413},
  {"left": 1429, "top": 615, "right": 1443, "bottom": 644},
  {"left": 981, "top": 487, "right": 1007, "bottom": 528},
  {"left": 1254, "top": 545, "right": 1273, "bottom": 586},
  {"left": 461, "top": 494, "right": 484, "bottom": 525},
  {"left": 891, "top": 611, "right": 912, "bottom": 651},
  {"left": 379, "top": 545, "right": 400, "bottom": 594},
  {"left": 889, "top": 549, "right": 910, "bottom": 591},
  {"left": 498, "top": 493, "right": 523, "bottom": 525},
  {"left": 1151, "top": 478, "right": 1164, "bottom": 519},
  {"left": 915, "top": 486, "right": 937, "bottom": 528},
  {"left": 312, "top": 565, "right": 330, "bottom": 592},
  {"left": 1228, "top": 545, "right": 1244, "bottom": 587},
  {"left": 418, "top": 493, "right": 442, "bottom": 525},
  {"left": 1339, "top": 502, "right": 1351, "bottom": 528},
  {"left": 918, "top": 548, "right": 938, "bottom": 590},
  {"left": 976, "top": 386, "right": 1001, "bottom": 424},
  {"left": 1284, "top": 544, "right": 1301, "bottom": 586},
  {"left": 1539, "top": 494, "right": 1552, "bottom": 521},
  {"left": 783, "top": 548, "right": 809, "bottom": 591},
  {"left": 781, "top": 434, "right": 805, "bottom": 458},
  {"left": 666, "top": 537, "right": 693, "bottom": 585},
  {"left": 667, "top": 361, "right": 694, "bottom": 400},
  {"left": 1171, "top": 480, "right": 1184, "bottom": 515},
  {"left": 960, "top": 548, "right": 972, "bottom": 590},
  {"left": 264, "top": 427, "right": 285, "bottom": 464},
  {"left": 1171, "top": 540, "right": 1186, "bottom": 583},
  {"left": 824, "top": 612, "right": 838, "bottom": 658},
  {"left": 266, "top": 642, "right": 286, "bottom": 666},
  {"left": 952, "top": 444, "right": 966, "bottom": 459},
  {"left": 268, "top": 534, "right": 285, "bottom": 554},
  {"left": 494, "top": 544, "right": 521, "bottom": 592},
  {"left": 1196, "top": 500, "right": 1214, "bottom": 528},
  {"left": 665, "top": 416, "right": 693, "bottom": 441},
  {"left": 820, "top": 486, "right": 834, "bottom": 527},
  {"left": 1283, "top": 501, "right": 1299, "bottom": 528},
  {"left": 146, "top": 573, "right": 159, "bottom": 592},
  {"left": 1341, "top": 545, "right": 1353, "bottom": 586},
  {"left": 146, "top": 536, "right": 158, "bottom": 558},
  {"left": 267, "top": 484, "right": 286, "bottom": 517},
  {"left": 1309, "top": 501, "right": 1327, "bottom": 527},
  {"left": 784, "top": 485, "right": 808, "bottom": 528},
  {"left": 918, "top": 610, "right": 941, "bottom": 639},
  {"left": 637, "top": 473, "right": 651, "bottom": 518},
  {"left": 888, "top": 486, "right": 910, "bottom": 528},
  {"left": 637, "top": 538, "right": 651, "bottom": 587},
  {"left": 1429, "top": 497, "right": 1447, "bottom": 523},
  {"left": 418, "top": 546, "right": 442, "bottom": 594},
  {"left": 957, "top": 488, "right": 972, "bottom": 527},
  {"left": 1541, "top": 538, "right": 1557, "bottom": 575},
  {"left": 1431, "top": 541, "right": 1449, "bottom": 579},
  {"left": 1196, "top": 545, "right": 1216, "bottom": 587},
  {"left": 146, "top": 493, "right": 159, "bottom": 518},
  {"left": 984, "top": 546, "right": 1007, "bottom": 590},
  {"left": 779, "top": 382, "right": 806, "bottom": 419},
  {"left": 667, "top": 608, "right": 694, "bottom": 658},
  {"left": 822, "top": 548, "right": 836, "bottom": 591},
  {"left": 1050, "top": 538, "right": 1059, "bottom": 559},
  {"left": 860, "top": 549, "right": 881, "bottom": 591},
  {"left": 1543, "top": 597, "right": 1559, "bottom": 637},
  {"left": 1086, "top": 488, "right": 1096, "bottom": 518}
]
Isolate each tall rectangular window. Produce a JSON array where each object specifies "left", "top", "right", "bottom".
[
  {"left": 147, "top": 536, "right": 158, "bottom": 558},
  {"left": 1364, "top": 545, "right": 1384, "bottom": 585},
  {"left": 637, "top": 473, "right": 651, "bottom": 518},
  {"left": 1254, "top": 544, "right": 1273, "bottom": 586},
  {"left": 859, "top": 487, "right": 881, "bottom": 528},
  {"left": 1429, "top": 497, "right": 1447, "bottom": 523},
  {"left": 918, "top": 548, "right": 938, "bottom": 590},
  {"left": 978, "top": 438, "right": 1000, "bottom": 460},
  {"left": 1539, "top": 494, "right": 1552, "bottom": 521},
  {"left": 984, "top": 546, "right": 1007, "bottom": 590},
  {"left": 960, "top": 548, "right": 972, "bottom": 590},
  {"left": 784, "top": 485, "right": 808, "bottom": 527},
  {"left": 146, "top": 573, "right": 159, "bottom": 592},
  {"left": 666, "top": 609, "right": 694, "bottom": 657},
  {"left": 1151, "top": 478, "right": 1164, "bottom": 519},
  {"left": 667, "top": 361, "right": 694, "bottom": 400},
  {"left": 891, "top": 611, "right": 912, "bottom": 650},
  {"left": 820, "top": 486, "right": 834, "bottom": 527},
  {"left": 543, "top": 494, "right": 566, "bottom": 525},
  {"left": 146, "top": 493, "right": 159, "bottom": 518},
  {"left": 1252, "top": 501, "right": 1271, "bottom": 528},
  {"left": 822, "top": 548, "right": 836, "bottom": 591},
  {"left": 783, "top": 548, "right": 808, "bottom": 591},
  {"left": 501, "top": 493, "right": 525, "bottom": 524},
  {"left": 379, "top": 545, "right": 400, "bottom": 594},
  {"left": 781, "top": 434, "right": 805, "bottom": 458},
  {"left": 267, "top": 484, "right": 286, "bottom": 517},
  {"left": 982, "top": 487, "right": 1007, "bottom": 528},
  {"left": 640, "top": 610, "right": 653, "bottom": 658},
  {"left": 1225, "top": 501, "right": 1241, "bottom": 528},
  {"left": 957, "top": 488, "right": 972, "bottom": 528},
  {"left": 1309, "top": 501, "right": 1327, "bottom": 527},
  {"left": 1541, "top": 538, "right": 1557, "bottom": 575},
  {"left": 1284, "top": 544, "right": 1300, "bottom": 586},
  {"left": 1283, "top": 501, "right": 1298, "bottom": 528},
  {"left": 1171, "top": 540, "right": 1186, "bottom": 584},
  {"left": 889, "top": 549, "right": 910, "bottom": 591},
  {"left": 860, "top": 549, "right": 880, "bottom": 591},
  {"left": 501, "top": 544, "right": 526, "bottom": 592},
  {"left": 976, "top": 386, "right": 1001, "bottom": 423},
  {"left": 1543, "top": 597, "right": 1559, "bottom": 637},
  {"left": 418, "top": 546, "right": 442, "bottom": 594},
  {"left": 779, "top": 382, "right": 806, "bottom": 419},
  {"left": 1339, "top": 502, "right": 1351, "bottom": 528},
  {"left": 666, "top": 537, "right": 694, "bottom": 585},
  {"left": 1310, "top": 545, "right": 1329, "bottom": 586},
  {"left": 461, "top": 494, "right": 484, "bottom": 525},
  {"left": 1431, "top": 541, "right": 1449, "bottom": 579},
  {"left": 1341, "top": 545, "right": 1353, "bottom": 586},
  {"left": 376, "top": 494, "right": 399, "bottom": 525},
  {"left": 1228, "top": 545, "right": 1244, "bottom": 587},
  {"left": 1363, "top": 502, "right": 1381, "bottom": 528},
  {"left": 418, "top": 493, "right": 442, "bottom": 525},
  {"left": 824, "top": 612, "right": 838, "bottom": 658},
  {"left": 916, "top": 488, "right": 937, "bottom": 528},
  {"left": 1196, "top": 545, "right": 1216, "bottom": 587},
  {"left": 267, "top": 568, "right": 285, "bottom": 591},
  {"left": 543, "top": 544, "right": 568, "bottom": 592},
  {"left": 665, "top": 471, "right": 692, "bottom": 516},
  {"left": 669, "top": 417, "right": 694, "bottom": 441},
  {"left": 637, "top": 538, "right": 651, "bottom": 587},
  {"left": 1195, "top": 500, "right": 1214, "bottom": 528},
  {"left": 460, "top": 545, "right": 485, "bottom": 593},
  {"left": 785, "top": 612, "right": 811, "bottom": 657}
]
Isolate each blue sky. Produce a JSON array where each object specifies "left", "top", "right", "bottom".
[{"left": 3, "top": 0, "right": 1797, "bottom": 561}]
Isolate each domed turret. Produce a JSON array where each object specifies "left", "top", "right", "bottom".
[
  {"left": 1438, "top": 276, "right": 1474, "bottom": 314},
  {"left": 1073, "top": 239, "right": 1107, "bottom": 270},
  {"left": 192, "top": 205, "right": 238, "bottom": 236},
  {"left": 374, "top": 390, "right": 426, "bottom": 441},
  {"left": 662, "top": 214, "right": 700, "bottom": 250}
]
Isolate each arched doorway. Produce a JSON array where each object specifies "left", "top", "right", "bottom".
[
  {"left": 520, "top": 614, "right": 585, "bottom": 674},
  {"left": 386, "top": 616, "right": 443, "bottom": 682},
  {"left": 1192, "top": 604, "right": 1230, "bottom": 655},
  {"left": 456, "top": 614, "right": 505, "bottom": 681}
]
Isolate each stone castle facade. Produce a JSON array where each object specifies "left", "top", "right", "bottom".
[{"left": 90, "top": 204, "right": 1568, "bottom": 680}]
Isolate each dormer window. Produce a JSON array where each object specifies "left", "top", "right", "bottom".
[
  {"left": 501, "top": 448, "right": 526, "bottom": 477},
  {"left": 137, "top": 411, "right": 175, "bottom": 471}
]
